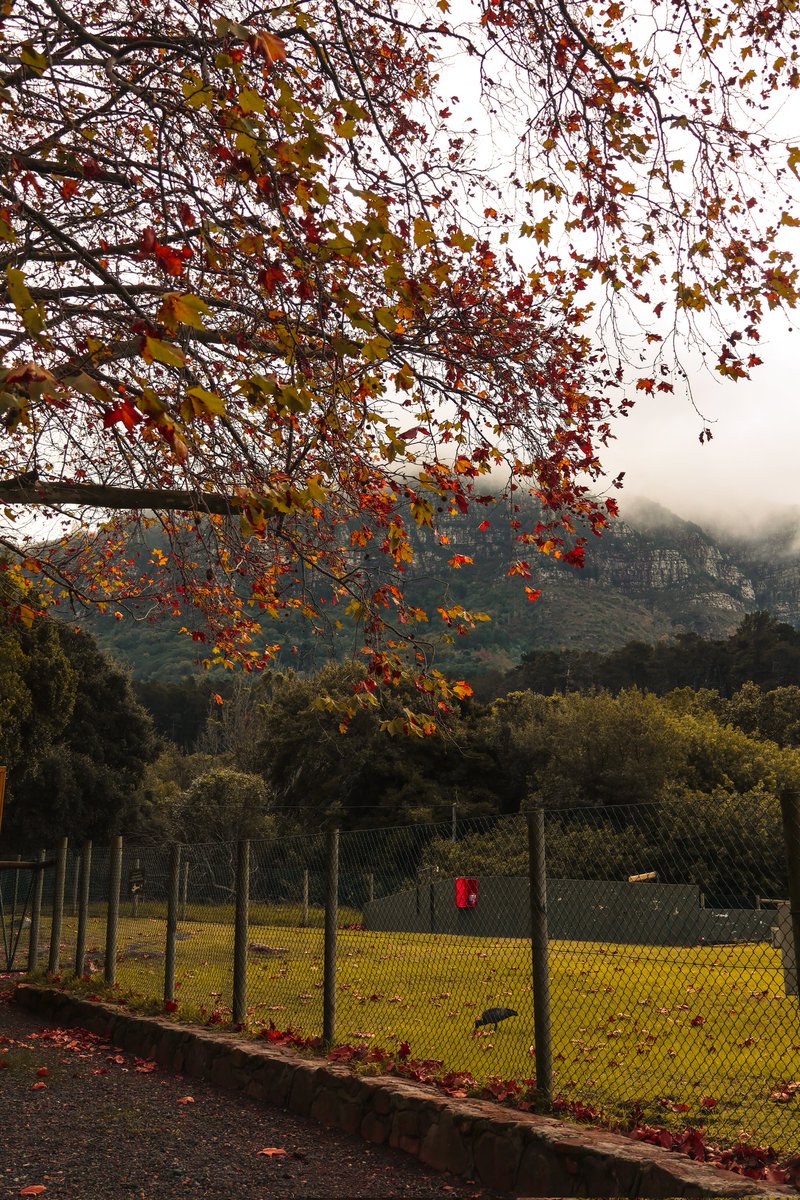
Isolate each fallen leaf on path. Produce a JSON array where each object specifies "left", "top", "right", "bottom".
[
  {"left": 177, "top": 1095, "right": 195, "bottom": 1104},
  {"left": 20, "top": 1188, "right": 46, "bottom": 1196},
  {"left": 257, "top": 1147, "right": 287, "bottom": 1157}
]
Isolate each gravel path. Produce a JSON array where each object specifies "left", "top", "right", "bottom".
[{"left": 0, "top": 991, "right": 511, "bottom": 1200}]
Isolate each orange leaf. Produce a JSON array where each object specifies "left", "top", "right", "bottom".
[
  {"left": 257, "top": 1147, "right": 287, "bottom": 1156},
  {"left": 20, "top": 1188, "right": 46, "bottom": 1196},
  {"left": 248, "top": 31, "right": 286, "bottom": 65},
  {"left": 32, "top": 1082, "right": 47, "bottom": 1090},
  {"left": 177, "top": 1095, "right": 195, "bottom": 1104}
]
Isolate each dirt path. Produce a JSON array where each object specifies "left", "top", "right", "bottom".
[{"left": 0, "top": 989, "right": 509, "bottom": 1200}]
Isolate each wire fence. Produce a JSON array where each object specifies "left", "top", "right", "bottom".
[{"left": 2, "top": 796, "right": 800, "bottom": 1155}]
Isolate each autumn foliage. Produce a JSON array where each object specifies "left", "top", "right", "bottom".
[{"left": 1, "top": 0, "right": 799, "bottom": 717}]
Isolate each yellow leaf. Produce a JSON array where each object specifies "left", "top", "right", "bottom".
[
  {"left": 20, "top": 42, "right": 48, "bottom": 74},
  {"left": 157, "top": 292, "right": 210, "bottom": 332},
  {"left": 186, "top": 385, "right": 225, "bottom": 417},
  {"left": 238, "top": 88, "right": 265, "bottom": 114},
  {"left": 142, "top": 336, "right": 186, "bottom": 369}
]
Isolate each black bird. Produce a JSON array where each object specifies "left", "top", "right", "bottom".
[{"left": 474, "top": 1006, "right": 518, "bottom": 1032}]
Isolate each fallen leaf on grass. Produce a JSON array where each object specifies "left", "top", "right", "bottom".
[
  {"left": 32, "top": 1082, "right": 47, "bottom": 1090},
  {"left": 257, "top": 1147, "right": 287, "bottom": 1157},
  {"left": 36, "top": 1067, "right": 48, "bottom": 1077},
  {"left": 19, "top": 1188, "right": 46, "bottom": 1196},
  {"left": 177, "top": 1096, "right": 195, "bottom": 1104}
]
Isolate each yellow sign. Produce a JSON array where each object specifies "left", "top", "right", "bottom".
[{"left": 0, "top": 766, "right": 5, "bottom": 832}]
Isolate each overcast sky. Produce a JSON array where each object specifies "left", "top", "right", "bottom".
[{"left": 600, "top": 309, "right": 800, "bottom": 529}]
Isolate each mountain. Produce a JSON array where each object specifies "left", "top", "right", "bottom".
[{"left": 83, "top": 498, "right": 800, "bottom": 682}]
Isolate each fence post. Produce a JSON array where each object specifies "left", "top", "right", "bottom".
[
  {"left": 164, "top": 844, "right": 181, "bottom": 1007},
  {"left": 180, "top": 858, "right": 189, "bottom": 921},
  {"left": 74, "top": 840, "right": 92, "bottom": 976},
  {"left": 367, "top": 872, "right": 374, "bottom": 904},
  {"left": 779, "top": 788, "right": 800, "bottom": 1001},
  {"left": 302, "top": 868, "right": 309, "bottom": 928},
  {"left": 323, "top": 827, "right": 339, "bottom": 1049},
  {"left": 71, "top": 848, "right": 80, "bottom": 918},
  {"left": 527, "top": 808, "right": 553, "bottom": 1100},
  {"left": 47, "top": 837, "right": 68, "bottom": 975},
  {"left": 232, "top": 840, "right": 250, "bottom": 1026},
  {"left": 27, "top": 849, "right": 46, "bottom": 971},
  {"left": 131, "top": 855, "right": 140, "bottom": 917},
  {"left": 105, "top": 835, "right": 122, "bottom": 985}
]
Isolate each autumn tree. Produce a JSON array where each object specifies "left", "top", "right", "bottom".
[{"left": 1, "top": 0, "right": 798, "bottom": 724}]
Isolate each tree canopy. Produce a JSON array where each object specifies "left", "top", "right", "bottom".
[{"left": 1, "top": 0, "right": 798, "bottom": 721}]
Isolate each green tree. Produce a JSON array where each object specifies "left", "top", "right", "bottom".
[{"left": 3, "top": 624, "right": 158, "bottom": 849}]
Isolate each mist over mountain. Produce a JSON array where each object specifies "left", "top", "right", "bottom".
[{"left": 86, "top": 497, "right": 800, "bottom": 684}]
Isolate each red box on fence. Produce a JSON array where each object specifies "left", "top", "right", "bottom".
[{"left": 455, "top": 877, "right": 478, "bottom": 908}]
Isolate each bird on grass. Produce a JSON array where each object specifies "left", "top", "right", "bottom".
[{"left": 474, "top": 1006, "right": 518, "bottom": 1032}]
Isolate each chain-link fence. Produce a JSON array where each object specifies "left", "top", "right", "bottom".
[{"left": 4, "top": 795, "right": 800, "bottom": 1155}]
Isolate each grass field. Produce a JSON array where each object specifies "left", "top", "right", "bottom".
[{"left": 28, "top": 907, "right": 800, "bottom": 1154}]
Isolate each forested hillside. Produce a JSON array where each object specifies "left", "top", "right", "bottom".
[{"left": 86, "top": 499, "right": 800, "bottom": 687}]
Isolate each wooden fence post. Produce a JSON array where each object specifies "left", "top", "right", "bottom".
[
  {"left": 47, "top": 838, "right": 68, "bottom": 975},
  {"left": 74, "top": 840, "right": 92, "bottom": 976},
  {"left": 323, "top": 827, "right": 339, "bottom": 1049},
  {"left": 164, "top": 844, "right": 181, "bottom": 1007},
  {"left": 105, "top": 835, "right": 122, "bottom": 985},
  {"left": 232, "top": 840, "right": 250, "bottom": 1025},
  {"left": 27, "top": 849, "right": 46, "bottom": 971},
  {"left": 527, "top": 808, "right": 553, "bottom": 1100}
]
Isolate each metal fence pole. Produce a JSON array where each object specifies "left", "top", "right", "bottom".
[
  {"left": 367, "top": 872, "right": 374, "bottom": 904},
  {"left": 74, "top": 840, "right": 92, "bottom": 976},
  {"left": 27, "top": 848, "right": 46, "bottom": 971},
  {"left": 302, "top": 868, "right": 309, "bottom": 928},
  {"left": 323, "top": 827, "right": 339, "bottom": 1049},
  {"left": 164, "top": 843, "right": 181, "bottom": 1007},
  {"left": 131, "top": 855, "right": 140, "bottom": 917},
  {"left": 70, "top": 848, "right": 80, "bottom": 918},
  {"left": 232, "top": 840, "right": 250, "bottom": 1025},
  {"left": 180, "top": 858, "right": 189, "bottom": 921},
  {"left": 779, "top": 788, "right": 800, "bottom": 1002},
  {"left": 105, "top": 835, "right": 122, "bottom": 985},
  {"left": 47, "top": 838, "right": 68, "bottom": 974},
  {"left": 527, "top": 808, "right": 553, "bottom": 1099}
]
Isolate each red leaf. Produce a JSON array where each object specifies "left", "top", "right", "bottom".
[
  {"left": 154, "top": 243, "right": 186, "bottom": 277},
  {"left": 177, "top": 1095, "right": 194, "bottom": 1104},
  {"left": 164, "top": 999, "right": 178, "bottom": 1013},
  {"left": 257, "top": 1147, "right": 286, "bottom": 1157},
  {"left": 36, "top": 1066, "right": 48, "bottom": 1078},
  {"left": 139, "top": 226, "right": 157, "bottom": 254},
  {"left": 20, "top": 1188, "right": 46, "bottom": 1196},
  {"left": 32, "top": 1082, "right": 47, "bottom": 1090},
  {"left": 690, "top": 1015, "right": 706, "bottom": 1026},
  {"left": 60, "top": 179, "right": 79, "bottom": 200},
  {"left": 700, "top": 1095, "right": 717, "bottom": 1108}
]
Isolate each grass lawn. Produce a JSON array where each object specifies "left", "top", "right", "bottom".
[{"left": 30, "top": 907, "right": 800, "bottom": 1154}]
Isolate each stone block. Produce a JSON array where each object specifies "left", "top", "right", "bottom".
[
  {"left": 391, "top": 1109, "right": 420, "bottom": 1142},
  {"left": 515, "top": 1141, "right": 561, "bottom": 1196},
  {"left": 419, "top": 1110, "right": 471, "bottom": 1177},
  {"left": 310, "top": 1087, "right": 342, "bottom": 1128},
  {"left": 338, "top": 1098, "right": 363, "bottom": 1136},
  {"left": 472, "top": 1130, "right": 521, "bottom": 1193},
  {"left": 361, "top": 1111, "right": 389, "bottom": 1145},
  {"left": 288, "top": 1066, "right": 315, "bottom": 1115},
  {"left": 183, "top": 1035, "right": 212, "bottom": 1078}
]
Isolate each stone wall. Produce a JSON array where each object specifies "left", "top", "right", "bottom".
[{"left": 13, "top": 984, "right": 793, "bottom": 1199}]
